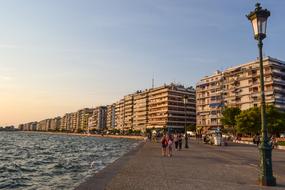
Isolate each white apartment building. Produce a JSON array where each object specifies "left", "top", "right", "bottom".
[{"left": 196, "top": 57, "right": 285, "bottom": 130}]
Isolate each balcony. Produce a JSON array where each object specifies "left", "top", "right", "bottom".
[
  {"left": 210, "top": 100, "right": 222, "bottom": 104},
  {"left": 274, "top": 87, "right": 284, "bottom": 93},
  {"left": 210, "top": 91, "right": 222, "bottom": 96},
  {"left": 209, "top": 85, "right": 220, "bottom": 90},
  {"left": 265, "top": 90, "right": 274, "bottom": 96},
  {"left": 209, "top": 115, "right": 220, "bottom": 119},
  {"left": 196, "top": 80, "right": 209, "bottom": 86},
  {"left": 272, "top": 69, "right": 285, "bottom": 76},
  {"left": 148, "top": 95, "right": 168, "bottom": 101},
  {"left": 148, "top": 109, "right": 168, "bottom": 114}
]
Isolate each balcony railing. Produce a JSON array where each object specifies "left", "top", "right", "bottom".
[{"left": 272, "top": 69, "right": 285, "bottom": 75}]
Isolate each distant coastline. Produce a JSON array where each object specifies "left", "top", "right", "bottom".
[
  {"left": 0, "top": 127, "right": 19, "bottom": 132},
  {"left": 19, "top": 131, "right": 145, "bottom": 140}
]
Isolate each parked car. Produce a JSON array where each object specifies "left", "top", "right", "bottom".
[{"left": 187, "top": 131, "right": 196, "bottom": 137}]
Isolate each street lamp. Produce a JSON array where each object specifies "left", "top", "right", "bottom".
[
  {"left": 183, "top": 95, "right": 189, "bottom": 148},
  {"left": 247, "top": 3, "right": 276, "bottom": 186}
]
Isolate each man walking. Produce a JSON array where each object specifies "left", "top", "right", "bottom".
[
  {"left": 173, "top": 132, "right": 178, "bottom": 150},
  {"left": 178, "top": 133, "right": 182, "bottom": 150}
]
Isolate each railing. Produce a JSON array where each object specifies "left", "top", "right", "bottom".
[
  {"left": 273, "top": 78, "right": 285, "bottom": 83},
  {"left": 274, "top": 87, "right": 284, "bottom": 92},
  {"left": 272, "top": 69, "right": 285, "bottom": 75}
]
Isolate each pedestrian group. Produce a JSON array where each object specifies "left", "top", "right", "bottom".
[{"left": 161, "top": 132, "right": 184, "bottom": 157}]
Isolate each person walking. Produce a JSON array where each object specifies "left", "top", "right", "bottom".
[
  {"left": 178, "top": 133, "right": 182, "bottom": 151},
  {"left": 255, "top": 134, "right": 260, "bottom": 147},
  {"left": 161, "top": 134, "right": 168, "bottom": 156},
  {"left": 167, "top": 133, "right": 173, "bottom": 157},
  {"left": 173, "top": 132, "right": 178, "bottom": 150},
  {"left": 270, "top": 135, "right": 276, "bottom": 149},
  {"left": 198, "top": 133, "right": 202, "bottom": 144}
]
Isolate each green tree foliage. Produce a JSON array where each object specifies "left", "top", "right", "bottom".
[
  {"left": 235, "top": 105, "right": 285, "bottom": 136},
  {"left": 236, "top": 107, "right": 260, "bottom": 135},
  {"left": 186, "top": 124, "right": 196, "bottom": 132},
  {"left": 266, "top": 105, "right": 285, "bottom": 135},
  {"left": 220, "top": 107, "right": 241, "bottom": 134}
]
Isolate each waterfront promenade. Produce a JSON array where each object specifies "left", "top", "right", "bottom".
[{"left": 76, "top": 140, "right": 285, "bottom": 190}]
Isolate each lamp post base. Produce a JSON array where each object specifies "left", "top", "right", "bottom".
[
  {"left": 259, "top": 143, "right": 277, "bottom": 186},
  {"left": 259, "top": 176, "right": 276, "bottom": 186}
]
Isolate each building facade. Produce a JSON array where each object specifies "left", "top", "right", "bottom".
[
  {"left": 88, "top": 106, "right": 107, "bottom": 131},
  {"left": 133, "top": 90, "right": 149, "bottom": 131},
  {"left": 106, "top": 104, "right": 116, "bottom": 130},
  {"left": 19, "top": 84, "right": 196, "bottom": 133},
  {"left": 76, "top": 108, "right": 94, "bottom": 132},
  {"left": 37, "top": 119, "right": 50, "bottom": 131},
  {"left": 60, "top": 113, "right": 73, "bottom": 132},
  {"left": 113, "top": 84, "right": 196, "bottom": 132},
  {"left": 115, "top": 99, "right": 125, "bottom": 130},
  {"left": 147, "top": 84, "right": 196, "bottom": 131},
  {"left": 123, "top": 94, "right": 134, "bottom": 130},
  {"left": 19, "top": 122, "right": 37, "bottom": 131},
  {"left": 196, "top": 57, "right": 285, "bottom": 130},
  {"left": 50, "top": 117, "right": 61, "bottom": 131}
]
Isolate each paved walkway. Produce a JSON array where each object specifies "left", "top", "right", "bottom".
[{"left": 77, "top": 140, "right": 285, "bottom": 190}]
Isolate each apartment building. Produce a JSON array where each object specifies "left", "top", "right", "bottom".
[
  {"left": 115, "top": 99, "right": 125, "bottom": 130},
  {"left": 37, "top": 119, "right": 50, "bottom": 131},
  {"left": 123, "top": 94, "right": 134, "bottom": 130},
  {"left": 76, "top": 108, "right": 94, "bottom": 132},
  {"left": 70, "top": 112, "right": 78, "bottom": 132},
  {"left": 50, "top": 117, "right": 61, "bottom": 131},
  {"left": 106, "top": 104, "right": 116, "bottom": 130},
  {"left": 133, "top": 90, "right": 149, "bottom": 131},
  {"left": 196, "top": 57, "right": 285, "bottom": 130},
  {"left": 60, "top": 113, "right": 73, "bottom": 132},
  {"left": 19, "top": 122, "right": 37, "bottom": 131},
  {"left": 18, "top": 124, "right": 24, "bottom": 131},
  {"left": 112, "top": 84, "right": 195, "bottom": 132},
  {"left": 88, "top": 106, "right": 107, "bottom": 130},
  {"left": 147, "top": 84, "right": 196, "bottom": 131},
  {"left": 114, "top": 95, "right": 134, "bottom": 131}
]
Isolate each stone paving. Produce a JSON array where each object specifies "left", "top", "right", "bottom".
[{"left": 76, "top": 139, "right": 285, "bottom": 190}]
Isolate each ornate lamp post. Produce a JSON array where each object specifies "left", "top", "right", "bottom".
[
  {"left": 247, "top": 3, "right": 276, "bottom": 186},
  {"left": 183, "top": 95, "right": 189, "bottom": 148}
]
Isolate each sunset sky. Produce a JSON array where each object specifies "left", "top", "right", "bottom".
[{"left": 1, "top": 0, "right": 285, "bottom": 126}]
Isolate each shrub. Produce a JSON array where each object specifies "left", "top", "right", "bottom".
[{"left": 277, "top": 141, "right": 285, "bottom": 146}]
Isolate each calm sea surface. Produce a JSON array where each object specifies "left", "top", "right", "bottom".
[{"left": 0, "top": 131, "right": 139, "bottom": 190}]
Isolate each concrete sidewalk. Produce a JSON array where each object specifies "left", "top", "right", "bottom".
[{"left": 76, "top": 140, "right": 285, "bottom": 190}]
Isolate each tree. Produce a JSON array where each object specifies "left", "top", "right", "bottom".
[
  {"left": 266, "top": 105, "right": 285, "bottom": 136},
  {"left": 186, "top": 124, "right": 196, "bottom": 132},
  {"left": 235, "top": 105, "right": 285, "bottom": 136},
  {"left": 220, "top": 107, "right": 241, "bottom": 134},
  {"left": 235, "top": 107, "right": 260, "bottom": 135}
]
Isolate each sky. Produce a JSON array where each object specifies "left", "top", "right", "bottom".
[{"left": 0, "top": 0, "right": 285, "bottom": 126}]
